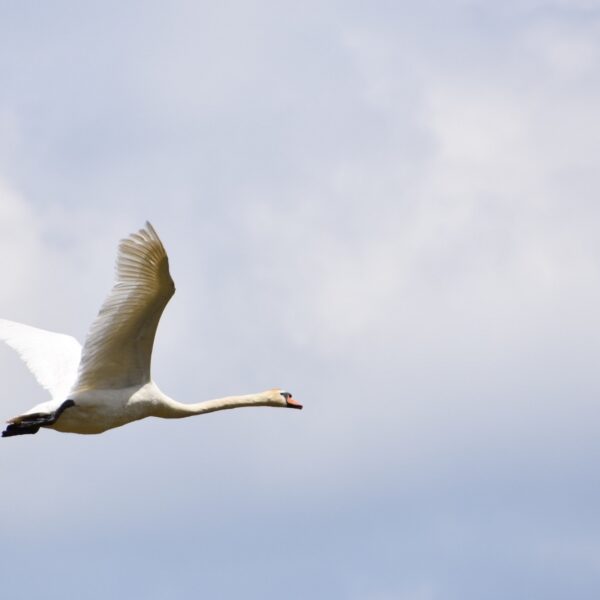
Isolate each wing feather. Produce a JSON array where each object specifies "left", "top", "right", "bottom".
[
  {"left": 73, "top": 222, "right": 175, "bottom": 392},
  {"left": 0, "top": 319, "right": 82, "bottom": 401}
]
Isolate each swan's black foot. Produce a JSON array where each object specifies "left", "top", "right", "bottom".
[
  {"left": 2, "top": 399, "right": 76, "bottom": 438},
  {"left": 2, "top": 422, "right": 40, "bottom": 437}
]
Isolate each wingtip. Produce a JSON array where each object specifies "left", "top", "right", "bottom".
[{"left": 144, "top": 221, "right": 158, "bottom": 238}]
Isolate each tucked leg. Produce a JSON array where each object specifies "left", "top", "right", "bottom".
[{"left": 2, "top": 399, "right": 76, "bottom": 438}]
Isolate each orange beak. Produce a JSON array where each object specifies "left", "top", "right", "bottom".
[{"left": 286, "top": 396, "right": 303, "bottom": 410}]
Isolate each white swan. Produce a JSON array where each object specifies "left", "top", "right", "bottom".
[{"left": 0, "top": 222, "right": 301, "bottom": 437}]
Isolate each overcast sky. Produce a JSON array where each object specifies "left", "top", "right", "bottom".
[{"left": 1, "top": 2, "right": 600, "bottom": 598}]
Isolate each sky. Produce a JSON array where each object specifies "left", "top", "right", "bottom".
[{"left": 1, "top": 1, "right": 600, "bottom": 598}]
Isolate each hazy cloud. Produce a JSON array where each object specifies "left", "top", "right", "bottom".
[{"left": 1, "top": 3, "right": 600, "bottom": 599}]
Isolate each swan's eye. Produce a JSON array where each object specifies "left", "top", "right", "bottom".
[{"left": 281, "top": 391, "right": 292, "bottom": 400}]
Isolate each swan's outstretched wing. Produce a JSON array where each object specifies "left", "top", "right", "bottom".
[
  {"left": 72, "top": 222, "right": 175, "bottom": 393},
  {"left": 0, "top": 319, "right": 82, "bottom": 401}
]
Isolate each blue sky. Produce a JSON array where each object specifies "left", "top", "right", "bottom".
[{"left": 1, "top": 1, "right": 600, "bottom": 598}]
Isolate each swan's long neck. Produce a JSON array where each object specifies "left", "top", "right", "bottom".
[{"left": 155, "top": 392, "right": 277, "bottom": 419}]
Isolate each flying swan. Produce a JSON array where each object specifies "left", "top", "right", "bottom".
[{"left": 0, "top": 222, "right": 301, "bottom": 437}]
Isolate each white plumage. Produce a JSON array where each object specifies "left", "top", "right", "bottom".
[
  {"left": 1, "top": 222, "right": 301, "bottom": 437},
  {"left": 0, "top": 320, "right": 81, "bottom": 401},
  {"left": 74, "top": 223, "right": 174, "bottom": 392}
]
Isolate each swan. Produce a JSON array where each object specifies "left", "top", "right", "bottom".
[{"left": 0, "top": 222, "right": 301, "bottom": 437}]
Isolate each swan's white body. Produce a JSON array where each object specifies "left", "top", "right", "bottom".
[{"left": 0, "top": 223, "right": 301, "bottom": 437}]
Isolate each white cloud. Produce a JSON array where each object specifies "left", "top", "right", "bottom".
[
  {"left": 1, "top": 3, "right": 600, "bottom": 598},
  {"left": 0, "top": 180, "right": 44, "bottom": 313}
]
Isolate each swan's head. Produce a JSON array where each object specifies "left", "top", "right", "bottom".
[{"left": 269, "top": 389, "right": 303, "bottom": 410}]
